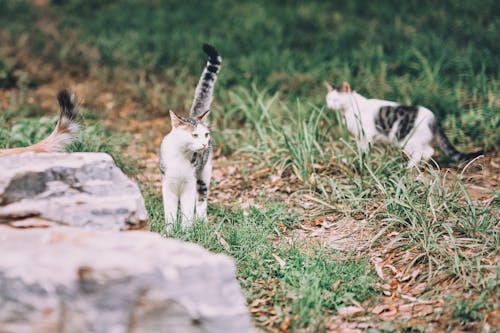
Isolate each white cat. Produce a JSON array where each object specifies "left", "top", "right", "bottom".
[
  {"left": 159, "top": 44, "right": 221, "bottom": 227},
  {"left": 325, "top": 81, "right": 482, "bottom": 167},
  {"left": 160, "top": 110, "right": 212, "bottom": 226}
]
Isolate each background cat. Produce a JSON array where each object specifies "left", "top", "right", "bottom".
[
  {"left": 0, "top": 89, "right": 78, "bottom": 156},
  {"left": 325, "top": 82, "right": 483, "bottom": 167}
]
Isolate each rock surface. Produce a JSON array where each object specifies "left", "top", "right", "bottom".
[
  {"left": 0, "top": 226, "right": 255, "bottom": 333},
  {"left": 0, "top": 152, "right": 147, "bottom": 230}
]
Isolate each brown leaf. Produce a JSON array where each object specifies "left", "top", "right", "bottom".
[
  {"left": 338, "top": 306, "right": 364, "bottom": 317},
  {"left": 332, "top": 279, "right": 343, "bottom": 291},
  {"left": 250, "top": 167, "right": 272, "bottom": 179},
  {"left": 279, "top": 315, "right": 291, "bottom": 331},
  {"left": 371, "top": 257, "right": 386, "bottom": 280},
  {"left": 372, "top": 304, "right": 389, "bottom": 315},
  {"left": 398, "top": 303, "right": 434, "bottom": 318},
  {"left": 485, "top": 310, "right": 500, "bottom": 327}
]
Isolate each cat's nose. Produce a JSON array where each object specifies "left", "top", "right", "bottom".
[{"left": 202, "top": 143, "right": 207, "bottom": 148}]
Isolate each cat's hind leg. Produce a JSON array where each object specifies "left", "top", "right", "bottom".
[
  {"left": 421, "top": 145, "right": 435, "bottom": 162},
  {"left": 403, "top": 136, "right": 434, "bottom": 168}
]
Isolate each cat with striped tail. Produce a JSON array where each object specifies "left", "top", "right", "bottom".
[
  {"left": 325, "top": 81, "right": 483, "bottom": 168},
  {"left": 159, "top": 44, "right": 221, "bottom": 227}
]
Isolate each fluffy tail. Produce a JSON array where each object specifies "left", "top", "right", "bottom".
[
  {"left": 0, "top": 89, "right": 79, "bottom": 156},
  {"left": 189, "top": 43, "right": 222, "bottom": 118},
  {"left": 433, "top": 122, "right": 483, "bottom": 162}
]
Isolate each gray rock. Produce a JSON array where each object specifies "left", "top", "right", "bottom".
[
  {"left": 0, "top": 152, "right": 147, "bottom": 230},
  {"left": 0, "top": 226, "right": 255, "bottom": 333}
]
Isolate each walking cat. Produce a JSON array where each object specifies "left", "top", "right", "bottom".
[
  {"left": 325, "top": 81, "right": 483, "bottom": 167},
  {"left": 159, "top": 44, "right": 221, "bottom": 227},
  {"left": 0, "top": 89, "right": 79, "bottom": 156}
]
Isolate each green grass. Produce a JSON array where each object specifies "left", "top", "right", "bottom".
[
  {"left": 2, "top": 0, "right": 498, "bottom": 148},
  {"left": 452, "top": 291, "right": 487, "bottom": 324},
  {"left": 54, "top": 0, "right": 498, "bottom": 151},
  {"left": 147, "top": 191, "right": 375, "bottom": 330}
]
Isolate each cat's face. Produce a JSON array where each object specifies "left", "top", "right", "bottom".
[
  {"left": 170, "top": 111, "right": 211, "bottom": 151},
  {"left": 325, "top": 81, "right": 351, "bottom": 111},
  {"left": 326, "top": 89, "right": 353, "bottom": 111},
  {"left": 188, "top": 123, "right": 211, "bottom": 151}
]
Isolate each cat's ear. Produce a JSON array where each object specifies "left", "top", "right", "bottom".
[
  {"left": 197, "top": 109, "right": 210, "bottom": 124},
  {"left": 324, "top": 82, "right": 335, "bottom": 91},
  {"left": 341, "top": 81, "right": 351, "bottom": 93},
  {"left": 169, "top": 111, "right": 187, "bottom": 128}
]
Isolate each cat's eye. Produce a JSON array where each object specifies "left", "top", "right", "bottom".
[
  {"left": 192, "top": 133, "right": 199, "bottom": 138},
  {"left": 205, "top": 133, "right": 209, "bottom": 138}
]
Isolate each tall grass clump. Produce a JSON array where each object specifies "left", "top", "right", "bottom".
[
  {"left": 315, "top": 142, "right": 498, "bottom": 291},
  {"left": 219, "top": 87, "right": 338, "bottom": 183}
]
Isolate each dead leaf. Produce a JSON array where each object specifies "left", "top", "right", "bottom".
[
  {"left": 338, "top": 306, "right": 364, "bottom": 317},
  {"left": 371, "top": 257, "right": 386, "bottom": 280},
  {"left": 250, "top": 167, "right": 272, "bottom": 179},
  {"left": 372, "top": 304, "right": 389, "bottom": 315},
  {"left": 398, "top": 303, "right": 434, "bottom": 318},
  {"left": 279, "top": 315, "right": 291, "bottom": 331},
  {"left": 485, "top": 310, "right": 500, "bottom": 327},
  {"left": 332, "top": 279, "right": 343, "bottom": 291}
]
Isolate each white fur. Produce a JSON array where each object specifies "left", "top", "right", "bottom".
[
  {"left": 326, "top": 90, "right": 436, "bottom": 168},
  {"left": 160, "top": 113, "right": 211, "bottom": 227}
]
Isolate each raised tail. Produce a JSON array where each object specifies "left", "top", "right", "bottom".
[
  {"left": 49, "top": 89, "right": 79, "bottom": 150},
  {"left": 0, "top": 89, "right": 79, "bottom": 156},
  {"left": 433, "top": 121, "right": 483, "bottom": 162},
  {"left": 189, "top": 43, "right": 222, "bottom": 118}
]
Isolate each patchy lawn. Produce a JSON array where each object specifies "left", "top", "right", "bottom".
[{"left": 1, "top": 1, "right": 498, "bottom": 332}]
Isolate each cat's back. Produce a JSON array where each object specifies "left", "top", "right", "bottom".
[{"left": 366, "top": 98, "right": 399, "bottom": 110}]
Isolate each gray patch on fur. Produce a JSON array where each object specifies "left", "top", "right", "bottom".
[{"left": 375, "top": 105, "right": 419, "bottom": 140}]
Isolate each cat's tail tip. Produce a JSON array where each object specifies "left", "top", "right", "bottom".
[
  {"left": 457, "top": 150, "right": 484, "bottom": 162},
  {"left": 57, "top": 89, "right": 78, "bottom": 122},
  {"left": 56, "top": 88, "right": 79, "bottom": 138},
  {"left": 202, "top": 43, "right": 221, "bottom": 64}
]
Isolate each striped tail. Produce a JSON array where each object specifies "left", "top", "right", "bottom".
[
  {"left": 433, "top": 122, "right": 483, "bottom": 162},
  {"left": 189, "top": 43, "right": 222, "bottom": 118},
  {"left": 0, "top": 89, "right": 79, "bottom": 156}
]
